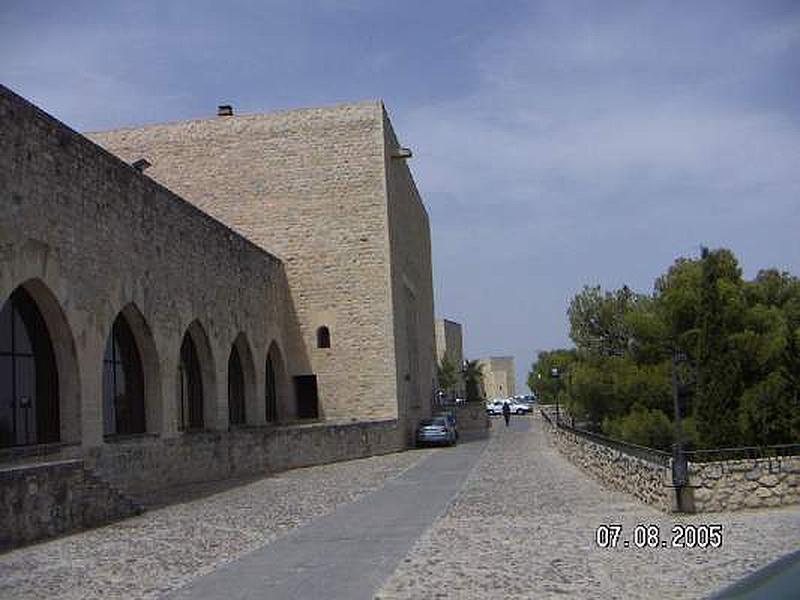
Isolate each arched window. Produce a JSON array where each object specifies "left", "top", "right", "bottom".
[
  {"left": 228, "top": 345, "right": 246, "bottom": 426},
  {"left": 178, "top": 334, "right": 204, "bottom": 430},
  {"left": 0, "top": 287, "right": 60, "bottom": 447},
  {"left": 316, "top": 326, "right": 330, "bottom": 349},
  {"left": 103, "top": 315, "right": 145, "bottom": 436},
  {"left": 265, "top": 353, "right": 277, "bottom": 423}
]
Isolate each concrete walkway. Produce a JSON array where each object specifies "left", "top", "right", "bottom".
[{"left": 168, "top": 438, "right": 488, "bottom": 599}]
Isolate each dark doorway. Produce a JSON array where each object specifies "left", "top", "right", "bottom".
[
  {"left": 103, "top": 314, "right": 146, "bottom": 436},
  {"left": 0, "top": 287, "right": 60, "bottom": 447},
  {"left": 294, "top": 375, "right": 319, "bottom": 419},
  {"left": 178, "top": 334, "right": 204, "bottom": 430},
  {"left": 228, "top": 345, "right": 246, "bottom": 426},
  {"left": 265, "top": 354, "right": 277, "bottom": 423}
]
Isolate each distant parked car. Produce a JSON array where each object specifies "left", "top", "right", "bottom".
[
  {"left": 486, "top": 400, "right": 506, "bottom": 416},
  {"left": 508, "top": 400, "right": 532, "bottom": 415},
  {"left": 416, "top": 416, "right": 457, "bottom": 446}
]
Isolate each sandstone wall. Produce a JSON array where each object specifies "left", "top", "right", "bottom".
[
  {"left": 383, "top": 110, "right": 436, "bottom": 440},
  {"left": 89, "top": 102, "right": 400, "bottom": 422},
  {"left": 0, "top": 84, "right": 307, "bottom": 448}
]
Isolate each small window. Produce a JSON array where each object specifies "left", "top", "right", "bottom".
[{"left": 316, "top": 326, "right": 330, "bottom": 349}]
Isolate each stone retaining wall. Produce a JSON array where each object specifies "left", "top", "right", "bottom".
[
  {"left": 2, "top": 419, "right": 403, "bottom": 551},
  {"left": 546, "top": 424, "right": 673, "bottom": 511},
  {"left": 689, "top": 456, "right": 800, "bottom": 513},
  {"left": 0, "top": 459, "right": 140, "bottom": 551},
  {"left": 87, "top": 419, "right": 403, "bottom": 498},
  {"left": 542, "top": 410, "right": 800, "bottom": 513}
]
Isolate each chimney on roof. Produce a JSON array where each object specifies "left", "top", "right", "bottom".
[
  {"left": 131, "top": 158, "right": 151, "bottom": 173},
  {"left": 217, "top": 104, "right": 234, "bottom": 117}
]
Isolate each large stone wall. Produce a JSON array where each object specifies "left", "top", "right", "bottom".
[
  {"left": 434, "top": 319, "right": 465, "bottom": 398},
  {"left": 89, "top": 102, "right": 405, "bottom": 423},
  {"left": 1, "top": 84, "right": 307, "bottom": 449},
  {"left": 383, "top": 111, "right": 436, "bottom": 440},
  {"left": 689, "top": 456, "right": 800, "bottom": 512}
]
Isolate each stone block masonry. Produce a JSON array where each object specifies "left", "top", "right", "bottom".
[
  {"left": 541, "top": 410, "right": 800, "bottom": 513},
  {"left": 544, "top": 418, "right": 673, "bottom": 512},
  {"left": 0, "top": 459, "right": 141, "bottom": 551},
  {"left": 689, "top": 456, "right": 800, "bottom": 513}
]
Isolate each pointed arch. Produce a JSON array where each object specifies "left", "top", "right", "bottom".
[
  {"left": 228, "top": 332, "right": 256, "bottom": 427},
  {"left": 0, "top": 279, "right": 80, "bottom": 447},
  {"left": 102, "top": 303, "right": 161, "bottom": 436},
  {"left": 265, "top": 340, "right": 291, "bottom": 423},
  {"left": 177, "top": 320, "right": 215, "bottom": 432}
]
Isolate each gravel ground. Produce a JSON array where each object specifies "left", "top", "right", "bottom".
[
  {"left": 0, "top": 449, "right": 431, "bottom": 600},
  {"left": 377, "top": 415, "right": 800, "bottom": 600}
]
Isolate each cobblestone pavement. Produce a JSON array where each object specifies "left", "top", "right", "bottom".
[
  {"left": 377, "top": 415, "right": 800, "bottom": 600},
  {"left": 0, "top": 449, "right": 431, "bottom": 600}
]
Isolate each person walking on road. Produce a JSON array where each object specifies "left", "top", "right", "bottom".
[{"left": 502, "top": 401, "right": 511, "bottom": 427}]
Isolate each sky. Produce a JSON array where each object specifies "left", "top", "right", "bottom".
[{"left": 2, "top": 0, "right": 799, "bottom": 393}]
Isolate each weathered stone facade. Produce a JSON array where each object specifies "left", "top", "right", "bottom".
[
  {"left": 0, "top": 84, "right": 433, "bottom": 547},
  {"left": 434, "top": 319, "right": 464, "bottom": 397},
  {"left": 478, "top": 356, "right": 516, "bottom": 399},
  {"left": 89, "top": 102, "right": 435, "bottom": 437}
]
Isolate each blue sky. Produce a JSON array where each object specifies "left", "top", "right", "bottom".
[{"left": 2, "top": 1, "right": 799, "bottom": 392}]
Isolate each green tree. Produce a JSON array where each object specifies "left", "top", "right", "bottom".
[
  {"left": 739, "top": 372, "right": 800, "bottom": 445},
  {"left": 568, "top": 285, "right": 642, "bottom": 357},
  {"left": 603, "top": 405, "right": 674, "bottom": 450},
  {"left": 527, "top": 349, "right": 577, "bottom": 404},
  {"left": 436, "top": 356, "right": 459, "bottom": 398},
  {"left": 695, "top": 247, "right": 745, "bottom": 447},
  {"left": 463, "top": 359, "right": 485, "bottom": 402}
]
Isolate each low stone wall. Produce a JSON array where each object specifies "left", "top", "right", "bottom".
[
  {"left": 0, "top": 459, "right": 140, "bottom": 551},
  {"left": 689, "top": 456, "right": 800, "bottom": 513},
  {"left": 542, "top": 417, "right": 673, "bottom": 512},
  {"left": 87, "top": 419, "right": 403, "bottom": 498},
  {"left": 1, "top": 419, "right": 403, "bottom": 551},
  {"left": 453, "top": 403, "right": 490, "bottom": 440}
]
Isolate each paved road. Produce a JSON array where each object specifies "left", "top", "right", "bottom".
[
  {"left": 2, "top": 414, "right": 798, "bottom": 599},
  {"left": 169, "top": 437, "right": 488, "bottom": 600},
  {"left": 378, "top": 413, "right": 800, "bottom": 599}
]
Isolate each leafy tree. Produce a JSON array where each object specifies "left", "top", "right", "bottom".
[
  {"left": 436, "top": 356, "right": 459, "bottom": 398},
  {"left": 695, "top": 248, "right": 745, "bottom": 447},
  {"left": 603, "top": 405, "right": 673, "bottom": 450},
  {"left": 463, "top": 359, "right": 485, "bottom": 402},
  {"left": 568, "top": 285, "right": 641, "bottom": 357},
  {"left": 739, "top": 371, "right": 800, "bottom": 445},
  {"left": 533, "top": 246, "right": 800, "bottom": 449},
  {"left": 527, "top": 349, "right": 577, "bottom": 404}
]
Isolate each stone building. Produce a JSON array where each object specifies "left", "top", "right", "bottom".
[
  {"left": 478, "top": 356, "right": 516, "bottom": 399},
  {"left": 434, "top": 319, "right": 464, "bottom": 398},
  {"left": 0, "top": 85, "right": 435, "bottom": 548}
]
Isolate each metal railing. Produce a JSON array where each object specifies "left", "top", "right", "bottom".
[
  {"left": 539, "top": 408, "right": 670, "bottom": 467},
  {"left": 683, "top": 444, "right": 800, "bottom": 463}
]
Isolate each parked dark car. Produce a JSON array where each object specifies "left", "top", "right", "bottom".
[{"left": 416, "top": 416, "right": 457, "bottom": 446}]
